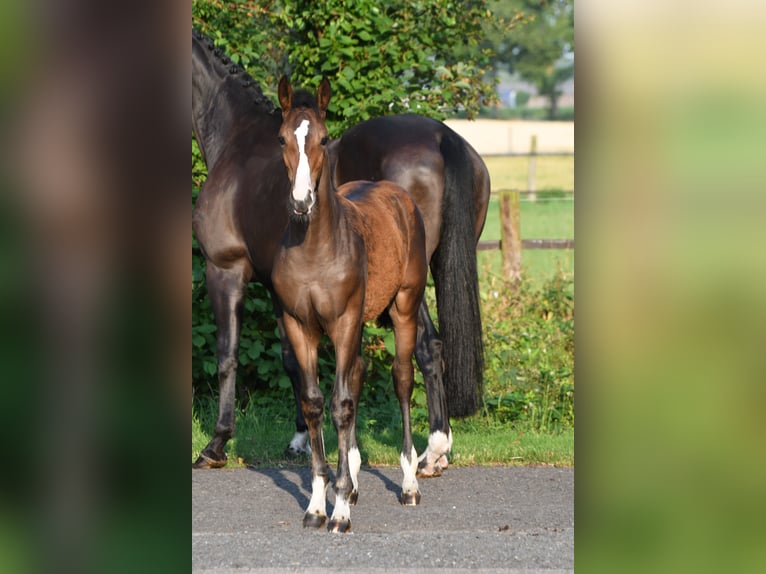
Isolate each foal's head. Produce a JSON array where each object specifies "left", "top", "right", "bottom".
[{"left": 277, "top": 76, "right": 332, "bottom": 219}]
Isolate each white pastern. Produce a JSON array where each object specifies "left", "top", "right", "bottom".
[
  {"left": 400, "top": 446, "right": 419, "bottom": 495},
  {"left": 292, "top": 119, "right": 312, "bottom": 202},
  {"left": 288, "top": 431, "right": 311, "bottom": 454},
  {"left": 417, "top": 429, "right": 452, "bottom": 465},
  {"left": 330, "top": 494, "right": 351, "bottom": 524},
  {"left": 348, "top": 447, "right": 361, "bottom": 493},
  {"left": 305, "top": 474, "right": 327, "bottom": 518}
]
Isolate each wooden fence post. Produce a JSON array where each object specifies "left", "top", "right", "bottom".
[
  {"left": 527, "top": 134, "right": 537, "bottom": 202},
  {"left": 499, "top": 191, "right": 522, "bottom": 286}
]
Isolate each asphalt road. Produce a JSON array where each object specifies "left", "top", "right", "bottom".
[{"left": 193, "top": 465, "right": 573, "bottom": 573}]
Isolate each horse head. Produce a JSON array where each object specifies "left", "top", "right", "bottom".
[{"left": 277, "top": 76, "right": 332, "bottom": 219}]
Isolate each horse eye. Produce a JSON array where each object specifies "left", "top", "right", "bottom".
[
  {"left": 320, "top": 136, "right": 329, "bottom": 146},
  {"left": 277, "top": 135, "right": 286, "bottom": 146}
]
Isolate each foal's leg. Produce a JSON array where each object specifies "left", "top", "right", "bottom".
[
  {"left": 194, "top": 262, "right": 251, "bottom": 469},
  {"left": 414, "top": 300, "right": 453, "bottom": 477},
  {"left": 390, "top": 298, "right": 422, "bottom": 506},
  {"left": 282, "top": 315, "right": 330, "bottom": 528},
  {"left": 327, "top": 314, "right": 365, "bottom": 533},
  {"left": 273, "top": 300, "right": 310, "bottom": 456}
]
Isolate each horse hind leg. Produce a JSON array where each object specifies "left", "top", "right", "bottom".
[
  {"left": 413, "top": 301, "right": 452, "bottom": 478},
  {"left": 389, "top": 301, "right": 421, "bottom": 506},
  {"left": 274, "top": 308, "right": 311, "bottom": 457},
  {"left": 346, "top": 354, "right": 365, "bottom": 506}
]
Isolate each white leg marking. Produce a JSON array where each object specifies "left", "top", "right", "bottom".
[
  {"left": 417, "top": 429, "right": 452, "bottom": 475},
  {"left": 418, "top": 429, "right": 452, "bottom": 463},
  {"left": 330, "top": 494, "right": 351, "bottom": 524},
  {"left": 288, "top": 431, "right": 311, "bottom": 454},
  {"left": 401, "top": 446, "right": 419, "bottom": 497},
  {"left": 305, "top": 474, "right": 327, "bottom": 518},
  {"left": 292, "top": 119, "right": 313, "bottom": 202},
  {"left": 348, "top": 447, "right": 361, "bottom": 493}
]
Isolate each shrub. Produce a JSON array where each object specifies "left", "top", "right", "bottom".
[{"left": 480, "top": 269, "right": 574, "bottom": 432}]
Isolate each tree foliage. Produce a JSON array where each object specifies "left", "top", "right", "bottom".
[
  {"left": 192, "top": 0, "right": 502, "bottom": 135},
  {"left": 191, "top": 1, "right": 505, "bottom": 397},
  {"left": 484, "top": 0, "right": 574, "bottom": 119}
]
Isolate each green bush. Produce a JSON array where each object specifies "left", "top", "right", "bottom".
[
  {"left": 479, "top": 269, "right": 574, "bottom": 432},
  {"left": 193, "top": 243, "right": 575, "bottom": 435}
]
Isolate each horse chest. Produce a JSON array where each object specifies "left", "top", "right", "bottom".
[{"left": 274, "top": 257, "right": 364, "bottom": 324}]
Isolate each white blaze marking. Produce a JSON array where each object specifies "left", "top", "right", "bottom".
[{"left": 292, "top": 119, "right": 312, "bottom": 202}]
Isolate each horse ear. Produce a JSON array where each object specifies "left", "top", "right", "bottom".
[
  {"left": 317, "top": 77, "right": 332, "bottom": 118},
  {"left": 278, "top": 75, "right": 292, "bottom": 114}
]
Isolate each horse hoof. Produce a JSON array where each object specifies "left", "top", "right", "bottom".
[
  {"left": 401, "top": 491, "right": 421, "bottom": 506},
  {"left": 416, "top": 461, "right": 442, "bottom": 479},
  {"left": 284, "top": 446, "right": 310, "bottom": 459},
  {"left": 349, "top": 490, "right": 359, "bottom": 506},
  {"left": 193, "top": 452, "right": 227, "bottom": 469},
  {"left": 328, "top": 519, "right": 351, "bottom": 533},
  {"left": 303, "top": 512, "right": 327, "bottom": 529}
]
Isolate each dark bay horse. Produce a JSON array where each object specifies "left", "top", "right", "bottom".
[
  {"left": 272, "top": 77, "right": 427, "bottom": 531},
  {"left": 191, "top": 28, "right": 490, "bottom": 475}
]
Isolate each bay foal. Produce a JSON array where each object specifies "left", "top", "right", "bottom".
[{"left": 271, "top": 77, "right": 427, "bottom": 532}]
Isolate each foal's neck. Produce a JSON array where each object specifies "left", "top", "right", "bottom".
[{"left": 289, "top": 153, "right": 346, "bottom": 256}]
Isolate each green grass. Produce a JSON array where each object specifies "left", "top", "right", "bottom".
[
  {"left": 193, "top": 395, "right": 573, "bottom": 468},
  {"left": 479, "top": 193, "right": 574, "bottom": 285},
  {"left": 479, "top": 151, "right": 575, "bottom": 286},
  {"left": 481, "top": 194, "right": 574, "bottom": 241}
]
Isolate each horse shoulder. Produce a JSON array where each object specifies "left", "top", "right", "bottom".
[{"left": 193, "top": 168, "right": 252, "bottom": 267}]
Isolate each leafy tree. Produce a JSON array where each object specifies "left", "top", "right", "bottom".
[
  {"left": 485, "top": 0, "right": 574, "bottom": 119},
  {"left": 192, "top": 0, "right": 501, "bottom": 135},
  {"left": 191, "top": 1, "right": 508, "bottom": 399}
]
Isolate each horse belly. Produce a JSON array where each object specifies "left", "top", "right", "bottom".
[
  {"left": 360, "top": 216, "right": 409, "bottom": 322},
  {"left": 362, "top": 259, "right": 403, "bottom": 322}
]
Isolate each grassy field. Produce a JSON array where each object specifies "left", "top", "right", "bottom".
[
  {"left": 480, "top": 154, "right": 575, "bottom": 284},
  {"left": 482, "top": 155, "right": 574, "bottom": 193},
  {"left": 193, "top": 396, "right": 574, "bottom": 467}
]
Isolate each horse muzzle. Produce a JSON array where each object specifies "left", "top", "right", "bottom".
[{"left": 291, "top": 193, "right": 315, "bottom": 217}]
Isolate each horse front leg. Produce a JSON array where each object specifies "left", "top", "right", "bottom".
[
  {"left": 282, "top": 315, "right": 329, "bottom": 528},
  {"left": 301, "top": 380, "right": 330, "bottom": 529},
  {"left": 327, "top": 319, "right": 365, "bottom": 533},
  {"left": 194, "top": 263, "right": 250, "bottom": 469},
  {"left": 413, "top": 301, "right": 453, "bottom": 478}
]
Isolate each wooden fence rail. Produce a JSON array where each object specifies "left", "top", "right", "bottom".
[
  {"left": 478, "top": 239, "right": 575, "bottom": 251},
  {"left": 480, "top": 189, "right": 573, "bottom": 283},
  {"left": 478, "top": 135, "right": 574, "bottom": 282}
]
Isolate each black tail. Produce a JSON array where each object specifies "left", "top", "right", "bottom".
[{"left": 430, "top": 130, "right": 485, "bottom": 417}]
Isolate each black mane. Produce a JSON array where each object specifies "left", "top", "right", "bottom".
[{"left": 192, "top": 27, "right": 276, "bottom": 113}]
